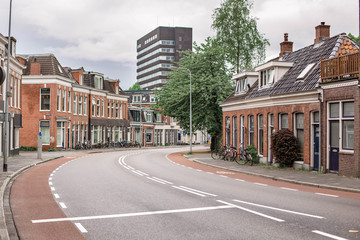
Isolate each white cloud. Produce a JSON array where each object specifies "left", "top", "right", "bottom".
[{"left": 0, "top": 0, "right": 357, "bottom": 89}]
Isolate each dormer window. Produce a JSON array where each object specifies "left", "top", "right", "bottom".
[
  {"left": 235, "top": 78, "right": 248, "bottom": 94},
  {"left": 133, "top": 95, "right": 141, "bottom": 103},
  {"left": 259, "top": 68, "right": 274, "bottom": 88},
  {"left": 255, "top": 61, "right": 293, "bottom": 89}
]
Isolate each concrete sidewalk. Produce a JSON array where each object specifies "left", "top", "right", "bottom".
[
  {"left": 185, "top": 152, "right": 360, "bottom": 193},
  {"left": 1, "top": 147, "right": 359, "bottom": 239}
]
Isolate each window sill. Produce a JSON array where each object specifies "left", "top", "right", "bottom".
[{"left": 339, "top": 150, "right": 354, "bottom": 155}]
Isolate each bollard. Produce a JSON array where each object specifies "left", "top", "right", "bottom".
[{"left": 37, "top": 132, "right": 42, "bottom": 159}]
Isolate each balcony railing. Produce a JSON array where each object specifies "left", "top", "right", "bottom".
[{"left": 321, "top": 52, "right": 359, "bottom": 82}]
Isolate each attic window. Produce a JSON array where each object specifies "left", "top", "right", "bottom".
[
  {"left": 235, "top": 78, "right": 247, "bottom": 94},
  {"left": 297, "top": 63, "right": 315, "bottom": 80},
  {"left": 57, "top": 65, "right": 63, "bottom": 73},
  {"left": 259, "top": 68, "right": 274, "bottom": 88}
]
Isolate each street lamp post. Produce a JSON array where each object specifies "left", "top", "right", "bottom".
[
  {"left": 4, "top": 0, "right": 13, "bottom": 172},
  {"left": 175, "top": 67, "right": 192, "bottom": 153}
]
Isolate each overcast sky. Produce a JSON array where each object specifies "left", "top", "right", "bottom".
[{"left": 0, "top": 0, "right": 358, "bottom": 90}]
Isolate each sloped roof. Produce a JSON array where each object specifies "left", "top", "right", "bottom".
[
  {"left": 222, "top": 33, "right": 358, "bottom": 105},
  {"left": 21, "top": 54, "right": 69, "bottom": 78}
]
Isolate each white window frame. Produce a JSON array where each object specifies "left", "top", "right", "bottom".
[{"left": 327, "top": 100, "right": 354, "bottom": 152}]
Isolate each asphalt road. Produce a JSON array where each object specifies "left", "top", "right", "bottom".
[{"left": 12, "top": 148, "right": 360, "bottom": 239}]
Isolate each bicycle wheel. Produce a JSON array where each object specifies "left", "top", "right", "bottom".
[
  {"left": 246, "top": 154, "right": 253, "bottom": 166},
  {"left": 235, "top": 154, "right": 247, "bottom": 165},
  {"left": 211, "top": 150, "right": 221, "bottom": 160}
]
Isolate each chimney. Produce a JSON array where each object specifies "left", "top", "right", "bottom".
[
  {"left": 279, "top": 33, "right": 293, "bottom": 57},
  {"left": 30, "top": 59, "right": 41, "bottom": 75},
  {"left": 314, "top": 22, "right": 330, "bottom": 44}
]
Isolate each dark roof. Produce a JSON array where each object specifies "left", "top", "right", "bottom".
[
  {"left": 104, "top": 80, "right": 115, "bottom": 94},
  {"left": 222, "top": 34, "right": 358, "bottom": 105},
  {"left": 22, "top": 54, "right": 69, "bottom": 78}
]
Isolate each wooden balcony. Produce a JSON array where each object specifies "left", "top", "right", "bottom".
[{"left": 321, "top": 52, "right": 359, "bottom": 82}]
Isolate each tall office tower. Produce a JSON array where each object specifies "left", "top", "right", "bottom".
[{"left": 136, "top": 26, "right": 192, "bottom": 90}]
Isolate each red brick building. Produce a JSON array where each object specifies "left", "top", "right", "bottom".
[
  {"left": 221, "top": 23, "right": 359, "bottom": 176},
  {"left": 0, "top": 34, "right": 23, "bottom": 156},
  {"left": 20, "top": 54, "right": 129, "bottom": 150}
]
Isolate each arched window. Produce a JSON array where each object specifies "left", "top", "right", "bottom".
[
  {"left": 248, "top": 115, "right": 254, "bottom": 146},
  {"left": 294, "top": 113, "right": 304, "bottom": 160},
  {"left": 225, "top": 117, "right": 230, "bottom": 146},
  {"left": 232, "top": 116, "right": 238, "bottom": 147},
  {"left": 258, "top": 114, "right": 264, "bottom": 155}
]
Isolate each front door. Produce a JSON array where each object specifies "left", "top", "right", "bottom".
[
  {"left": 313, "top": 124, "right": 320, "bottom": 171},
  {"left": 329, "top": 121, "right": 339, "bottom": 172}
]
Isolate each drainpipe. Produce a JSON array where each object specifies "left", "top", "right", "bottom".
[{"left": 318, "top": 92, "right": 322, "bottom": 173}]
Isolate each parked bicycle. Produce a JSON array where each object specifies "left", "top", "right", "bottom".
[
  {"left": 211, "top": 145, "right": 237, "bottom": 161},
  {"left": 234, "top": 146, "right": 253, "bottom": 165}
]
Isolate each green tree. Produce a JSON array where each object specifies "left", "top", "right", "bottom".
[
  {"left": 155, "top": 38, "right": 233, "bottom": 150},
  {"left": 212, "top": 0, "right": 269, "bottom": 73},
  {"left": 348, "top": 33, "right": 359, "bottom": 45},
  {"left": 128, "top": 82, "right": 142, "bottom": 91}
]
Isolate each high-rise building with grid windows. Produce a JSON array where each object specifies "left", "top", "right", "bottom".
[{"left": 136, "top": 26, "right": 192, "bottom": 90}]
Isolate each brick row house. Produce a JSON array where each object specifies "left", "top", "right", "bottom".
[
  {"left": 0, "top": 34, "right": 24, "bottom": 156},
  {"left": 220, "top": 22, "right": 360, "bottom": 176},
  {"left": 125, "top": 90, "right": 181, "bottom": 146},
  {"left": 125, "top": 90, "right": 209, "bottom": 146},
  {"left": 19, "top": 54, "right": 129, "bottom": 150}
]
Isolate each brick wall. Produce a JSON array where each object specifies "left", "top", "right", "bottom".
[
  {"left": 322, "top": 83, "right": 359, "bottom": 176},
  {"left": 223, "top": 102, "right": 319, "bottom": 166}
]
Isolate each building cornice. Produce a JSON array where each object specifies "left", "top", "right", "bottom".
[
  {"left": 221, "top": 90, "right": 319, "bottom": 112},
  {"left": 22, "top": 75, "right": 74, "bottom": 87}
]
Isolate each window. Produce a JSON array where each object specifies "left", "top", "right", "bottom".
[
  {"left": 248, "top": 115, "right": 254, "bottom": 146},
  {"left": 146, "top": 129, "right": 152, "bottom": 143},
  {"left": 120, "top": 104, "right": 123, "bottom": 119},
  {"left": 97, "top": 99, "right": 100, "bottom": 117},
  {"left": 102, "top": 100, "right": 105, "bottom": 117},
  {"left": 280, "top": 113, "right": 289, "bottom": 129},
  {"left": 297, "top": 63, "right": 315, "bottom": 80},
  {"left": 225, "top": 117, "right": 231, "bottom": 146},
  {"left": 57, "top": 122, "right": 65, "bottom": 148},
  {"left": 132, "top": 110, "right": 141, "bottom": 122},
  {"left": 295, "top": 113, "right": 304, "bottom": 159},
  {"left": 156, "top": 113, "right": 162, "bottom": 122},
  {"left": 73, "top": 95, "right": 77, "bottom": 115},
  {"left": 235, "top": 78, "right": 247, "bottom": 94},
  {"left": 84, "top": 97, "right": 87, "bottom": 115},
  {"left": 78, "top": 96, "right": 82, "bottom": 115},
  {"left": 116, "top": 103, "right": 119, "bottom": 118},
  {"left": 260, "top": 68, "right": 274, "bottom": 87},
  {"left": 40, "top": 88, "right": 50, "bottom": 110},
  {"left": 40, "top": 120, "right": 50, "bottom": 145},
  {"left": 68, "top": 91, "right": 71, "bottom": 112},
  {"left": 328, "top": 101, "right": 354, "bottom": 150},
  {"left": 133, "top": 95, "right": 141, "bottom": 103},
  {"left": 112, "top": 103, "right": 115, "bottom": 118},
  {"left": 232, "top": 116, "right": 237, "bottom": 148},
  {"left": 240, "top": 115, "right": 245, "bottom": 149},
  {"left": 92, "top": 98, "right": 96, "bottom": 116},
  {"left": 258, "top": 115, "right": 264, "bottom": 155},
  {"left": 146, "top": 112, "right": 152, "bottom": 122},
  {"left": 107, "top": 102, "right": 111, "bottom": 118},
  {"left": 150, "top": 95, "right": 157, "bottom": 102},
  {"left": 94, "top": 76, "right": 103, "bottom": 89},
  {"left": 57, "top": 89, "right": 61, "bottom": 111},
  {"left": 62, "top": 90, "right": 66, "bottom": 112}
]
